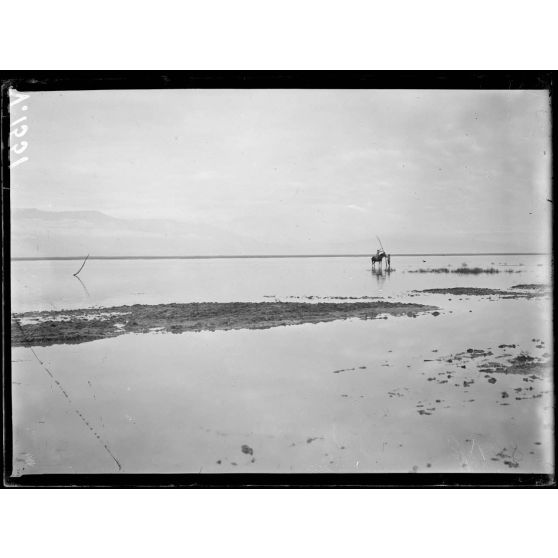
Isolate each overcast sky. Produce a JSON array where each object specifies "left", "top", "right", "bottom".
[{"left": 11, "top": 88, "right": 551, "bottom": 256}]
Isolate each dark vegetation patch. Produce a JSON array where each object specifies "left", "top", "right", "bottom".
[
  {"left": 416, "top": 287, "right": 548, "bottom": 299},
  {"left": 332, "top": 365, "right": 367, "bottom": 374},
  {"left": 417, "top": 287, "right": 504, "bottom": 296},
  {"left": 283, "top": 295, "right": 382, "bottom": 300},
  {"left": 421, "top": 344, "right": 551, "bottom": 382},
  {"left": 491, "top": 447, "right": 521, "bottom": 468},
  {"left": 241, "top": 444, "right": 254, "bottom": 456},
  {"left": 481, "top": 352, "right": 551, "bottom": 377},
  {"left": 409, "top": 267, "right": 518, "bottom": 274},
  {"left": 12, "top": 300, "right": 436, "bottom": 347},
  {"left": 510, "top": 283, "right": 549, "bottom": 290}
]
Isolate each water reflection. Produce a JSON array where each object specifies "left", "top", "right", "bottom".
[
  {"left": 371, "top": 266, "right": 392, "bottom": 287},
  {"left": 74, "top": 275, "right": 91, "bottom": 299}
]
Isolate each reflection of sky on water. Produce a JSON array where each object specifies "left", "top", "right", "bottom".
[
  {"left": 12, "top": 291, "right": 553, "bottom": 475},
  {"left": 11, "top": 254, "right": 551, "bottom": 312}
]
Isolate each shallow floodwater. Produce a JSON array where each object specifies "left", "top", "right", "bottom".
[
  {"left": 11, "top": 254, "right": 550, "bottom": 312},
  {"left": 11, "top": 259, "right": 553, "bottom": 474}
]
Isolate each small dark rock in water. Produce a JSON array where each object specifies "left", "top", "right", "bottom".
[
  {"left": 501, "top": 391, "right": 509, "bottom": 398},
  {"left": 432, "top": 311, "right": 440, "bottom": 316},
  {"left": 487, "top": 377, "right": 497, "bottom": 384},
  {"left": 241, "top": 444, "right": 254, "bottom": 455}
]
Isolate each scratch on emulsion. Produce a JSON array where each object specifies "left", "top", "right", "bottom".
[{"left": 13, "top": 318, "right": 122, "bottom": 471}]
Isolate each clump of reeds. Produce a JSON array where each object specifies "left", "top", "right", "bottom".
[
  {"left": 409, "top": 267, "right": 518, "bottom": 274},
  {"left": 409, "top": 268, "right": 450, "bottom": 273},
  {"left": 453, "top": 267, "right": 500, "bottom": 274}
]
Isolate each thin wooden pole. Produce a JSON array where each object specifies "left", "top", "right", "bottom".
[{"left": 73, "top": 254, "right": 89, "bottom": 277}]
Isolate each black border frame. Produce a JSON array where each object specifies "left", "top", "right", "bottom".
[{"left": 1, "top": 71, "right": 555, "bottom": 488}]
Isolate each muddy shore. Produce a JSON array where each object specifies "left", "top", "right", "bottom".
[{"left": 12, "top": 300, "right": 436, "bottom": 347}]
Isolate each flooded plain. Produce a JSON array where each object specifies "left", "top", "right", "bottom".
[
  {"left": 11, "top": 254, "right": 549, "bottom": 312},
  {"left": 10, "top": 255, "right": 553, "bottom": 475}
]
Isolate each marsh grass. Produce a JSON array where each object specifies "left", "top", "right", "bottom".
[{"left": 409, "top": 267, "right": 519, "bottom": 274}]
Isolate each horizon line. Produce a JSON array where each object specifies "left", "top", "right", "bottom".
[{"left": 10, "top": 252, "right": 551, "bottom": 261}]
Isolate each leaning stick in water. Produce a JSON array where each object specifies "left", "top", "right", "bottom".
[{"left": 73, "top": 254, "right": 89, "bottom": 277}]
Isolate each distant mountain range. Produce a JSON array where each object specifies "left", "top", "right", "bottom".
[
  {"left": 10, "top": 208, "right": 547, "bottom": 258},
  {"left": 10, "top": 208, "right": 277, "bottom": 258}
]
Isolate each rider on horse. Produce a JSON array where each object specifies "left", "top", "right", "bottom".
[{"left": 371, "top": 249, "right": 386, "bottom": 269}]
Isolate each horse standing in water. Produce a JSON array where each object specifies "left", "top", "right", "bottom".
[{"left": 371, "top": 250, "right": 387, "bottom": 270}]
